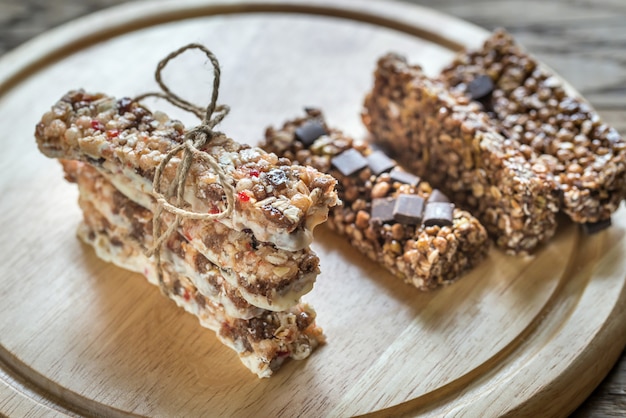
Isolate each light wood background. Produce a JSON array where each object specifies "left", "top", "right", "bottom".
[{"left": 0, "top": 0, "right": 625, "bottom": 416}]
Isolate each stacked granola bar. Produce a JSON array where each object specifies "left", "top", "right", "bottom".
[
  {"left": 363, "top": 30, "right": 626, "bottom": 253},
  {"left": 262, "top": 109, "right": 489, "bottom": 291},
  {"left": 35, "top": 90, "right": 339, "bottom": 377}
]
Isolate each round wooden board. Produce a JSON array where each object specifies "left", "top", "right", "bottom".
[{"left": 1, "top": 0, "right": 625, "bottom": 416}]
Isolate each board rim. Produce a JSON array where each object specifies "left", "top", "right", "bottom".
[{"left": 0, "top": 0, "right": 625, "bottom": 416}]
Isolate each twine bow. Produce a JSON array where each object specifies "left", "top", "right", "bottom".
[{"left": 135, "top": 44, "right": 235, "bottom": 292}]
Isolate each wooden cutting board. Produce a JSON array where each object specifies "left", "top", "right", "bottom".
[{"left": 1, "top": 0, "right": 625, "bottom": 416}]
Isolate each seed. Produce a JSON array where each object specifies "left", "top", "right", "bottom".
[
  {"left": 472, "top": 183, "right": 484, "bottom": 198},
  {"left": 371, "top": 182, "right": 390, "bottom": 198},
  {"left": 355, "top": 210, "right": 370, "bottom": 230},
  {"left": 567, "top": 163, "right": 583, "bottom": 174},
  {"left": 291, "top": 193, "right": 311, "bottom": 213},
  {"left": 344, "top": 186, "right": 359, "bottom": 202},
  {"left": 391, "top": 223, "right": 404, "bottom": 240},
  {"left": 433, "top": 237, "right": 448, "bottom": 254}
]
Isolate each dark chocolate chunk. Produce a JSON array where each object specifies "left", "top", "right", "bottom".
[
  {"left": 366, "top": 150, "right": 396, "bottom": 175},
  {"left": 393, "top": 194, "right": 425, "bottom": 225},
  {"left": 581, "top": 218, "right": 612, "bottom": 235},
  {"left": 389, "top": 167, "right": 420, "bottom": 187},
  {"left": 371, "top": 198, "right": 397, "bottom": 224},
  {"left": 331, "top": 148, "right": 368, "bottom": 177},
  {"left": 423, "top": 202, "right": 454, "bottom": 227},
  {"left": 428, "top": 189, "right": 450, "bottom": 203},
  {"left": 294, "top": 119, "right": 327, "bottom": 147},
  {"left": 468, "top": 75, "right": 495, "bottom": 101},
  {"left": 266, "top": 168, "right": 288, "bottom": 190},
  {"left": 117, "top": 97, "right": 133, "bottom": 114}
]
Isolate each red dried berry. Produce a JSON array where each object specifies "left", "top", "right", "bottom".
[
  {"left": 238, "top": 191, "right": 250, "bottom": 202},
  {"left": 90, "top": 120, "right": 104, "bottom": 131},
  {"left": 106, "top": 129, "right": 119, "bottom": 139},
  {"left": 249, "top": 169, "right": 260, "bottom": 177}
]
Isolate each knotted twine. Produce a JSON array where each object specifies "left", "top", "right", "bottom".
[{"left": 135, "top": 44, "right": 235, "bottom": 293}]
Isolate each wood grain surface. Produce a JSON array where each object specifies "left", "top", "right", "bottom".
[{"left": 0, "top": 0, "right": 625, "bottom": 416}]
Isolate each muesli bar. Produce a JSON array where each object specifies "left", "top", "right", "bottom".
[
  {"left": 63, "top": 160, "right": 318, "bottom": 312},
  {"left": 262, "top": 110, "right": 489, "bottom": 291},
  {"left": 36, "top": 90, "right": 339, "bottom": 252},
  {"left": 362, "top": 53, "right": 560, "bottom": 253},
  {"left": 74, "top": 182, "right": 263, "bottom": 320},
  {"left": 439, "top": 29, "right": 626, "bottom": 225},
  {"left": 76, "top": 217, "right": 323, "bottom": 378}
]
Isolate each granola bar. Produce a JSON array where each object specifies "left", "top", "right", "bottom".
[
  {"left": 439, "top": 29, "right": 626, "bottom": 224},
  {"left": 362, "top": 53, "right": 560, "bottom": 253},
  {"left": 262, "top": 110, "right": 489, "bottom": 291},
  {"left": 69, "top": 165, "right": 264, "bottom": 320},
  {"left": 77, "top": 219, "right": 323, "bottom": 378},
  {"left": 63, "top": 160, "right": 319, "bottom": 311},
  {"left": 36, "top": 90, "right": 339, "bottom": 252}
]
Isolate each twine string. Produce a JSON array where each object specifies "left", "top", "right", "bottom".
[{"left": 135, "top": 44, "right": 235, "bottom": 292}]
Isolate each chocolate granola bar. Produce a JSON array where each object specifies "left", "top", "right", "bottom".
[
  {"left": 262, "top": 110, "right": 489, "bottom": 291},
  {"left": 439, "top": 29, "right": 626, "bottom": 225},
  {"left": 363, "top": 53, "right": 560, "bottom": 253}
]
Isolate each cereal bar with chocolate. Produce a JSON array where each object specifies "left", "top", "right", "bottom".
[
  {"left": 262, "top": 110, "right": 489, "bottom": 291},
  {"left": 439, "top": 29, "right": 626, "bottom": 226},
  {"left": 363, "top": 54, "right": 560, "bottom": 253},
  {"left": 36, "top": 90, "right": 339, "bottom": 251},
  {"left": 77, "top": 217, "right": 323, "bottom": 378},
  {"left": 63, "top": 160, "right": 319, "bottom": 311}
]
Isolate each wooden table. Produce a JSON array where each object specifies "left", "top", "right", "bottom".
[{"left": 1, "top": 0, "right": 624, "bottom": 416}]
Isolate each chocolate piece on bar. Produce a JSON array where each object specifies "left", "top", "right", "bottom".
[
  {"left": 389, "top": 167, "right": 420, "bottom": 187},
  {"left": 581, "top": 218, "right": 612, "bottom": 235},
  {"left": 366, "top": 150, "right": 396, "bottom": 175},
  {"left": 468, "top": 75, "right": 495, "bottom": 112},
  {"left": 428, "top": 189, "right": 450, "bottom": 203},
  {"left": 393, "top": 194, "right": 425, "bottom": 225},
  {"left": 371, "top": 197, "right": 397, "bottom": 224},
  {"left": 423, "top": 202, "right": 454, "bottom": 227},
  {"left": 294, "top": 119, "right": 327, "bottom": 146},
  {"left": 331, "top": 148, "right": 368, "bottom": 176},
  {"left": 467, "top": 75, "right": 494, "bottom": 101},
  {"left": 267, "top": 168, "right": 288, "bottom": 191}
]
